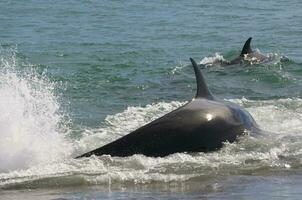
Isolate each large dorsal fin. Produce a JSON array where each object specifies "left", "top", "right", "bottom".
[
  {"left": 240, "top": 37, "right": 253, "bottom": 57},
  {"left": 190, "top": 58, "right": 213, "bottom": 99}
]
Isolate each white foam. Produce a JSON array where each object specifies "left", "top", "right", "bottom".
[
  {"left": 230, "top": 98, "right": 302, "bottom": 134},
  {"left": 2, "top": 94, "right": 302, "bottom": 187},
  {"left": 74, "top": 98, "right": 302, "bottom": 175},
  {"left": 0, "top": 50, "right": 72, "bottom": 172},
  {"left": 199, "top": 53, "right": 227, "bottom": 66}
]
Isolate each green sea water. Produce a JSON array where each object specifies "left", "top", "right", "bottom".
[{"left": 0, "top": 0, "right": 302, "bottom": 199}]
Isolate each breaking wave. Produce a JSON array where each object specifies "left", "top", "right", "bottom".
[{"left": 1, "top": 97, "right": 302, "bottom": 189}]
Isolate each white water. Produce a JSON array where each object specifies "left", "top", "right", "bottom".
[
  {"left": 1, "top": 97, "right": 302, "bottom": 188},
  {"left": 0, "top": 51, "right": 72, "bottom": 172},
  {"left": 200, "top": 53, "right": 227, "bottom": 66}
]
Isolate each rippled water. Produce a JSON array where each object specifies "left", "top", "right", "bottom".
[{"left": 0, "top": 0, "right": 302, "bottom": 199}]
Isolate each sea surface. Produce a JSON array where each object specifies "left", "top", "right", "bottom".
[{"left": 1, "top": 0, "right": 302, "bottom": 199}]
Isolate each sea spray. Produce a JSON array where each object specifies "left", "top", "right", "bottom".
[
  {"left": 0, "top": 50, "right": 72, "bottom": 172},
  {"left": 1, "top": 98, "right": 302, "bottom": 188},
  {"left": 200, "top": 53, "right": 227, "bottom": 67}
]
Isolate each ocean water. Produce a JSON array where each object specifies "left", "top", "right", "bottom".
[{"left": 0, "top": 0, "right": 302, "bottom": 199}]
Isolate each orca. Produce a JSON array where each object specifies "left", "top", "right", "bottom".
[
  {"left": 223, "top": 37, "right": 270, "bottom": 65},
  {"left": 76, "top": 58, "right": 260, "bottom": 158}
]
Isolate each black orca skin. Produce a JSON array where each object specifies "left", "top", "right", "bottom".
[
  {"left": 224, "top": 37, "right": 270, "bottom": 65},
  {"left": 76, "top": 58, "right": 260, "bottom": 158}
]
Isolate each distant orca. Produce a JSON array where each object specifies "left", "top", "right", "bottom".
[
  {"left": 76, "top": 58, "right": 260, "bottom": 158},
  {"left": 223, "top": 37, "right": 271, "bottom": 65}
]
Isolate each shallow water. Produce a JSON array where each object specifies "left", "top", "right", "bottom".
[
  {"left": 0, "top": 0, "right": 302, "bottom": 199},
  {"left": 2, "top": 175, "right": 302, "bottom": 199}
]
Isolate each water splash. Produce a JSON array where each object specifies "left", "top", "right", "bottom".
[
  {"left": 200, "top": 53, "right": 227, "bottom": 67},
  {"left": 0, "top": 49, "right": 72, "bottom": 172}
]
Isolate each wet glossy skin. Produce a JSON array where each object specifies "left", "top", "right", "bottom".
[
  {"left": 77, "top": 98, "right": 257, "bottom": 157},
  {"left": 223, "top": 37, "right": 271, "bottom": 65},
  {"left": 76, "top": 58, "right": 260, "bottom": 158}
]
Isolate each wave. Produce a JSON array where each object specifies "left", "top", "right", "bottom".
[{"left": 1, "top": 97, "right": 302, "bottom": 189}]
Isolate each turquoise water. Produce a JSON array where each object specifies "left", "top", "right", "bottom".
[{"left": 0, "top": 1, "right": 302, "bottom": 199}]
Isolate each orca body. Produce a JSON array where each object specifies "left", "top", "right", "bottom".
[
  {"left": 77, "top": 58, "right": 260, "bottom": 158},
  {"left": 223, "top": 37, "right": 270, "bottom": 65}
]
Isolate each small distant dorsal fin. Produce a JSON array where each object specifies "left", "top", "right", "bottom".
[
  {"left": 240, "top": 37, "right": 253, "bottom": 57},
  {"left": 189, "top": 58, "right": 213, "bottom": 99}
]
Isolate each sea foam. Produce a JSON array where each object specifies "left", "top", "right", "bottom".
[{"left": 0, "top": 50, "right": 72, "bottom": 172}]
